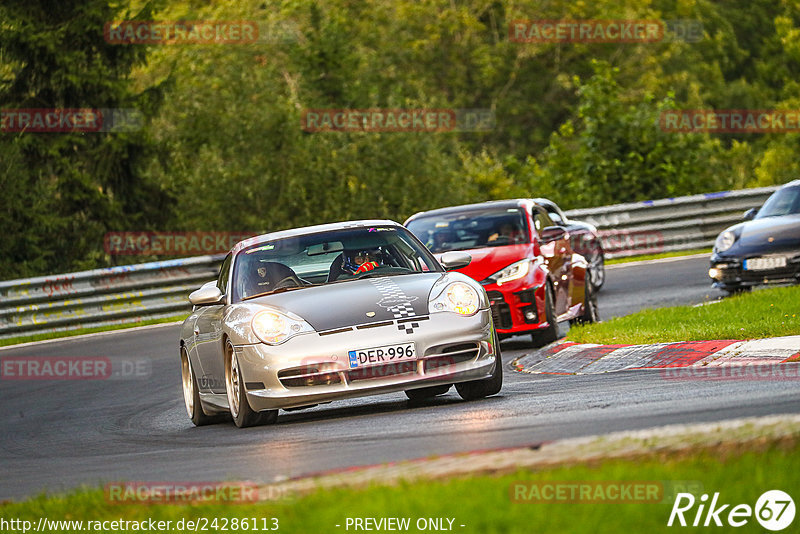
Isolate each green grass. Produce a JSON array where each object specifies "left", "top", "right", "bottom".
[
  {"left": 0, "top": 314, "right": 189, "bottom": 347},
  {"left": 606, "top": 248, "right": 712, "bottom": 265},
  {"left": 2, "top": 441, "right": 796, "bottom": 533},
  {"left": 569, "top": 284, "right": 800, "bottom": 345}
]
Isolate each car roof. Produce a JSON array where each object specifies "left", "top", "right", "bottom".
[
  {"left": 233, "top": 219, "right": 400, "bottom": 253},
  {"left": 780, "top": 179, "right": 800, "bottom": 188},
  {"left": 529, "top": 197, "right": 557, "bottom": 208},
  {"left": 405, "top": 199, "right": 538, "bottom": 221}
]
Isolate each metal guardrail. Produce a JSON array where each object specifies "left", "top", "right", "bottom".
[
  {"left": 0, "top": 185, "right": 781, "bottom": 340},
  {"left": 0, "top": 256, "right": 223, "bottom": 340},
  {"left": 565, "top": 185, "right": 779, "bottom": 259}
]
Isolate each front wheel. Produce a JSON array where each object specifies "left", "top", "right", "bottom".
[
  {"left": 724, "top": 286, "right": 752, "bottom": 296},
  {"left": 531, "top": 282, "right": 560, "bottom": 348},
  {"left": 225, "top": 341, "right": 278, "bottom": 428},
  {"left": 572, "top": 276, "right": 599, "bottom": 325},
  {"left": 181, "top": 347, "right": 220, "bottom": 426},
  {"left": 455, "top": 332, "right": 503, "bottom": 401},
  {"left": 589, "top": 250, "right": 605, "bottom": 291}
]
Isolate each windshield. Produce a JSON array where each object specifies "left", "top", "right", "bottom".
[
  {"left": 231, "top": 225, "right": 442, "bottom": 302},
  {"left": 406, "top": 207, "right": 530, "bottom": 253},
  {"left": 756, "top": 187, "right": 800, "bottom": 218}
]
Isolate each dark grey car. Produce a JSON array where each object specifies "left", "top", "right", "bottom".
[{"left": 709, "top": 180, "right": 800, "bottom": 293}]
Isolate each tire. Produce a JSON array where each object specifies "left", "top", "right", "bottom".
[
  {"left": 572, "top": 276, "right": 599, "bottom": 325},
  {"left": 532, "top": 281, "right": 560, "bottom": 348},
  {"left": 455, "top": 332, "right": 503, "bottom": 401},
  {"left": 405, "top": 384, "right": 451, "bottom": 401},
  {"left": 725, "top": 286, "right": 752, "bottom": 296},
  {"left": 225, "top": 341, "right": 278, "bottom": 428},
  {"left": 589, "top": 250, "right": 605, "bottom": 291},
  {"left": 180, "top": 346, "right": 219, "bottom": 426}
]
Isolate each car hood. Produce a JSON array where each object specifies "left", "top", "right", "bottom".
[
  {"left": 725, "top": 215, "right": 800, "bottom": 255},
  {"left": 246, "top": 273, "right": 444, "bottom": 331},
  {"left": 443, "top": 244, "right": 532, "bottom": 282}
]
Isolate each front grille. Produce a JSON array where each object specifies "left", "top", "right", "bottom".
[
  {"left": 423, "top": 342, "right": 480, "bottom": 374},
  {"left": 716, "top": 260, "right": 800, "bottom": 284},
  {"left": 514, "top": 289, "right": 536, "bottom": 303},
  {"left": 278, "top": 366, "right": 342, "bottom": 388},
  {"left": 486, "top": 290, "right": 513, "bottom": 329},
  {"left": 278, "top": 339, "right": 481, "bottom": 387}
]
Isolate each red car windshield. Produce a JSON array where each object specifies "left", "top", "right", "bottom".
[{"left": 406, "top": 207, "right": 530, "bottom": 253}]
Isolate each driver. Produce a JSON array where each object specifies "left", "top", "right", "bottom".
[
  {"left": 488, "top": 222, "right": 523, "bottom": 244},
  {"left": 343, "top": 249, "right": 383, "bottom": 275},
  {"left": 428, "top": 230, "right": 453, "bottom": 253}
]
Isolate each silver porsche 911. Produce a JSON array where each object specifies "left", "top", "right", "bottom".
[{"left": 179, "top": 220, "right": 502, "bottom": 427}]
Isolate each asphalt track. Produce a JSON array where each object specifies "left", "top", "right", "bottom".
[{"left": 2, "top": 254, "right": 799, "bottom": 501}]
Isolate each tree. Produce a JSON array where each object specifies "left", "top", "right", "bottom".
[
  {"left": 0, "top": 0, "right": 173, "bottom": 278},
  {"left": 529, "top": 61, "right": 726, "bottom": 208}
]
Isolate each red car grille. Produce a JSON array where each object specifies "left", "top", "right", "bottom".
[{"left": 486, "top": 290, "right": 513, "bottom": 329}]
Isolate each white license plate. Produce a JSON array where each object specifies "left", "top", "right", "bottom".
[
  {"left": 348, "top": 342, "right": 416, "bottom": 368},
  {"left": 744, "top": 257, "right": 787, "bottom": 271}
]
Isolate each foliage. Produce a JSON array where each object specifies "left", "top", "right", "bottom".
[
  {"left": 0, "top": 0, "right": 172, "bottom": 278},
  {"left": 2, "top": 444, "right": 798, "bottom": 533},
  {"left": 3, "top": 0, "right": 800, "bottom": 278}
]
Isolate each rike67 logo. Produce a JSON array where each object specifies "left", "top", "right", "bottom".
[{"left": 668, "top": 490, "right": 795, "bottom": 531}]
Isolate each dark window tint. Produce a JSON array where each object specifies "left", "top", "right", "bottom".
[{"left": 217, "top": 253, "right": 232, "bottom": 294}]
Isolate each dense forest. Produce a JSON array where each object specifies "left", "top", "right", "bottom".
[{"left": 2, "top": 0, "right": 799, "bottom": 278}]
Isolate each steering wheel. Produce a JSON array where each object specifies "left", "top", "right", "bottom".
[{"left": 273, "top": 275, "right": 304, "bottom": 290}]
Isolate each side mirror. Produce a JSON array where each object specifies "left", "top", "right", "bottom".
[
  {"left": 439, "top": 251, "right": 471, "bottom": 271},
  {"left": 743, "top": 208, "right": 758, "bottom": 221},
  {"left": 539, "top": 226, "right": 568, "bottom": 243},
  {"left": 189, "top": 282, "right": 225, "bottom": 306}
]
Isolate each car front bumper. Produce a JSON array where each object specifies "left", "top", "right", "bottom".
[
  {"left": 234, "top": 309, "right": 495, "bottom": 411},
  {"left": 482, "top": 277, "right": 548, "bottom": 336},
  {"left": 709, "top": 253, "right": 800, "bottom": 290}
]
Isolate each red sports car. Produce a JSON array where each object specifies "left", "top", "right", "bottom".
[{"left": 405, "top": 200, "right": 598, "bottom": 345}]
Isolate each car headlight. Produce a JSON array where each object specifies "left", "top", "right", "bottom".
[
  {"left": 251, "top": 310, "right": 312, "bottom": 345},
  {"left": 429, "top": 281, "right": 480, "bottom": 316},
  {"left": 714, "top": 230, "right": 737, "bottom": 252},
  {"left": 489, "top": 259, "right": 530, "bottom": 286}
]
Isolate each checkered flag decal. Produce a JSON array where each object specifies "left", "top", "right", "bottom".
[
  {"left": 370, "top": 277, "right": 420, "bottom": 334},
  {"left": 398, "top": 321, "right": 420, "bottom": 334}
]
